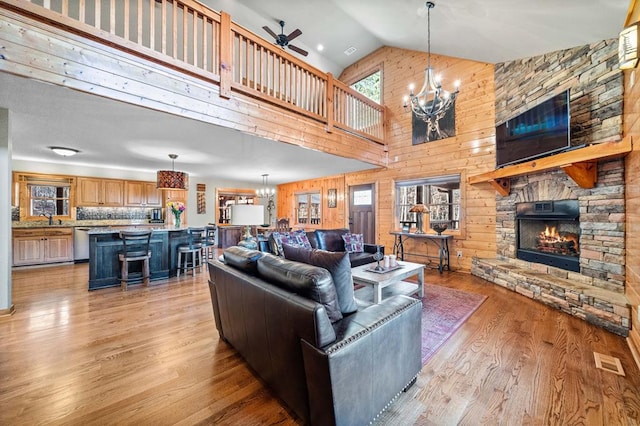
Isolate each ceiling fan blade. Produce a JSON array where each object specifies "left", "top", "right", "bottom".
[
  {"left": 263, "top": 26, "right": 278, "bottom": 40},
  {"left": 286, "top": 29, "right": 302, "bottom": 42},
  {"left": 288, "top": 44, "right": 308, "bottom": 57}
]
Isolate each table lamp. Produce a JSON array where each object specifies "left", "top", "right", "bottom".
[
  {"left": 231, "top": 204, "right": 264, "bottom": 250},
  {"left": 409, "top": 203, "right": 429, "bottom": 234}
]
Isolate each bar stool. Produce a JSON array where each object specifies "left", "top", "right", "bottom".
[
  {"left": 177, "top": 227, "right": 205, "bottom": 277},
  {"left": 202, "top": 225, "right": 217, "bottom": 262},
  {"left": 118, "top": 230, "right": 152, "bottom": 291}
]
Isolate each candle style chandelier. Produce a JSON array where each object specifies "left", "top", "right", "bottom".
[{"left": 404, "top": 2, "right": 460, "bottom": 135}]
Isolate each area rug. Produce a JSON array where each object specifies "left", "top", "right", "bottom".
[{"left": 421, "top": 283, "right": 487, "bottom": 365}]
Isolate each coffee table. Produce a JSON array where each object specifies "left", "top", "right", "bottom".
[{"left": 351, "top": 260, "right": 424, "bottom": 304}]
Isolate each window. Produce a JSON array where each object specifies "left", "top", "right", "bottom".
[
  {"left": 350, "top": 70, "right": 381, "bottom": 103},
  {"left": 217, "top": 191, "right": 255, "bottom": 224},
  {"left": 296, "top": 192, "right": 321, "bottom": 225},
  {"left": 396, "top": 175, "right": 461, "bottom": 231},
  {"left": 29, "top": 183, "right": 71, "bottom": 218}
]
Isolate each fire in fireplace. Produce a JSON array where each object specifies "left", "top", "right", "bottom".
[{"left": 516, "top": 200, "right": 580, "bottom": 272}]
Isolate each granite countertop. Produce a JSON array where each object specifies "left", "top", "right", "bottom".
[
  {"left": 12, "top": 220, "right": 165, "bottom": 229},
  {"left": 87, "top": 226, "right": 188, "bottom": 234}
]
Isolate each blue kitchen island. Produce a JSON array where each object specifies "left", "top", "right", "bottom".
[{"left": 88, "top": 227, "right": 190, "bottom": 290}]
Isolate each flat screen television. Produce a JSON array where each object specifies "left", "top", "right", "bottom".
[{"left": 495, "top": 90, "right": 570, "bottom": 168}]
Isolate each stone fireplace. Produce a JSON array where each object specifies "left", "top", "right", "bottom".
[
  {"left": 472, "top": 159, "right": 630, "bottom": 336},
  {"left": 516, "top": 200, "right": 580, "bottom": 272}
]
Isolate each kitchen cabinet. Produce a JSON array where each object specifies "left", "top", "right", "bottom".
[
  {"left": 12, "top": 228, "right": 74, "bottom": 266},
  {"left": 163, "top": 189, "right": 187, "bottom": 226},
  {"left": 124, "top": 181, "right": 161, "bottom": 206},
  {"left": 77, "top": 177, "right": 124, "bottom": 206}
]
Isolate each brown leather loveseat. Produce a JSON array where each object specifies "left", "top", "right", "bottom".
[{"left": 208, "top": 246, "right": 422, "bottom": 425}]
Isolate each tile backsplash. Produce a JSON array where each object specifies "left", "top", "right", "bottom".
[{"left": 76, "top": 207, "right": 156, "bottom": 220}]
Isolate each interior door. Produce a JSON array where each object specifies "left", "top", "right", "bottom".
[{"left": 349, "top": 184, "right": 375, "bottom": 243}]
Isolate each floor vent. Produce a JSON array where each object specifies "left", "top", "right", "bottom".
[{"left": 594, "top": 352, "right": 625, "bottom": 376}]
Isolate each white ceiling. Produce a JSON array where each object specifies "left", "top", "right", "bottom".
[{"left": 2, "top": 0, "right": 631, "bottom": 186}]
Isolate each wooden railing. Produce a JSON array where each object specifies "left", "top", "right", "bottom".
[{"left": 2, "top": 0, "right": 384, "bottom": 144}]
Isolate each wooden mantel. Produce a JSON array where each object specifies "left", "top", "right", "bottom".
[{"left": 468, "top": 137, "right": 633, "bottom": 196}]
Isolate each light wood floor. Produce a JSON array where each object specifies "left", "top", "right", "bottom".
[{"left": 2, "top": 261, "right": 639, "bottom": 425}]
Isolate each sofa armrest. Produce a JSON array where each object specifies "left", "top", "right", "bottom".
[
  {"left": 363, "top": 243, "right": 384, "bottom": 255},
  {"left": 301, "top": 295, "right": 422, "bottom": 426}
]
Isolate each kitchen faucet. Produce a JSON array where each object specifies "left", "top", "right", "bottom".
[{"left": 41, "top": 212, "right": 53, "bottom": 225}]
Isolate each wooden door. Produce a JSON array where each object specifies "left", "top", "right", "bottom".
[
  {"left": 348, "top": 184, "right": 376, "bottom": 244},
  {"left": 76, "top": 177, "right": 102, "bottom": 206},
  {"left": 102, "top": 180, "right": 124, "bottom": 206},
  {"left": 144, "top": 182, "right": 162, "bottom": 206},
  {"left": 124, "top": 181, "right": 145, "bottom": 206},
  {"left": 13, "top": 236, "right": 45, "bottom": 266},
  {"left": 44, "top": 228, "right": 74, "bottom": 262}
]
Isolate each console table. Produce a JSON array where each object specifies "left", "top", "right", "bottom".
[{"left": 390, "top": 231, "right": 453, "bottom": 273}]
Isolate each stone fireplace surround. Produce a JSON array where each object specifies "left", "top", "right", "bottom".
[{"left": 472, "top": 159, "right": 631, "bottom": 336}]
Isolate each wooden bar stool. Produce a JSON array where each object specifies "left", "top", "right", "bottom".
[
  {"left": 177, "top": 227, "right": 205, "bottom": 277},
  {"left": 202, "top": 225, "right": 217, "bottom": 263},
  {"left": 118, "top": 230, "right": 152, "bottom": 290}
]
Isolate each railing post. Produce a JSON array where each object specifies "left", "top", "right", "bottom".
[
  {"left": 219, "top": 11, "right": 232, "bottom": 99},
  {"left": 326, "top": 72, "right": 334, "bottom": 133}
]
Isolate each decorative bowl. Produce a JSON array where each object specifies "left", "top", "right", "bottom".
[{"left": 431, "top": 223, "right": 448, "bottom": 235}]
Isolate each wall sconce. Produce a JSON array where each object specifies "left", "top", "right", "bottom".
[
  {"left": 619, "top": 22, "right": 640, "bottom": 70},
  {"left": 327, "top": 188, "right": 337, "bottom": 208}
]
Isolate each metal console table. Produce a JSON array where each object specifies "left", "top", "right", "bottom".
[{"left": 390, "top": 231, "right": 453, "bottom": 273}]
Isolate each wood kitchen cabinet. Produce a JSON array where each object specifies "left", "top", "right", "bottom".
[
  {"left": 124, "top": 181, "right": 161, "bottom": 206},
  {"left": 163, "top": 189, "right": 187, "bottom": 225},
  {"left": 12, "top": 228, "right": 74, "bottom": 266},
  {"left": 77, "top": 177, "right": 124, "bottom": 206}
]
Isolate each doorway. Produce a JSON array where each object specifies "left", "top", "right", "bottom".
[{"left": 348, "top": 184, "right": 375, "bottom": 244}]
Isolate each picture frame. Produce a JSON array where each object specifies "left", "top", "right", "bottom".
[{"left": 327, "top": 188, "right": 337, "bottom": 208}]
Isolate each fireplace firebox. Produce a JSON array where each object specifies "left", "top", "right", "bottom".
[{"left": 516, "top": 200, "right": 580, "bottom": 272}]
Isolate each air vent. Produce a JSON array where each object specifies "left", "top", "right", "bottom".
[
  {"left": 344, "top": 46, "right": 357, "bottom": 56},
  {"left": 534, "top": 202, "right": 553, "bottom": 213},
  {"left": 594, "top": 352, "right": 625, "bottom": 376}
]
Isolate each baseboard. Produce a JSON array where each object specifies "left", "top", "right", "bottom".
[{"left": 0, "top": 304, "right": 16, "bottom": 318}]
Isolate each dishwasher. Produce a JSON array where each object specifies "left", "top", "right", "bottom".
[{"left": 73, "top": 227, "right": 91, "bottom": 263}]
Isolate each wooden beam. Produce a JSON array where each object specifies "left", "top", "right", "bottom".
[
  {"left": 560, "top": 161, "right": 597, "bottom": 188},
  {"left": 488, "top": 178, "right": 510, "bottom": 196},
  {"left": 469, "top": 137, "right": 633, "bottom": 195}
]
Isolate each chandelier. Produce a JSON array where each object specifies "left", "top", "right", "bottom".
[
  {"left": 157, "top": 154, "right": 189, "bottom": 190},
  {"left": 257, "top": 174, "right": 275, "bottom": 224},
  {"left": 404, "top": 2, "right": 460, "bottom": 133}
]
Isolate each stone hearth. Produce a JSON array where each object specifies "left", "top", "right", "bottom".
[{"left": 471, "top": 159, "right": 631, "bottom": 336}]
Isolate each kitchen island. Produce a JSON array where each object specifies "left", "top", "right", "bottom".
[{"left": 88, "top": 227, "right": 190, "bottom": 290}]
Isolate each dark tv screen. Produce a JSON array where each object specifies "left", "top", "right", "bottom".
[{"left": 496, "top": 90, "right": 570, "bottom": 168}]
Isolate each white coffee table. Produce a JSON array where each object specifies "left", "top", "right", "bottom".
[{"left": 351, "top": 260, "right": 424, "bottom": 304}]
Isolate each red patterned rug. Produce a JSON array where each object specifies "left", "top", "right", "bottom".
[{"left": 421, "top": 283, "right": 487, "bottom": 365}]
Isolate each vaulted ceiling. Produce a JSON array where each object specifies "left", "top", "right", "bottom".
[{"left": 4, "top": 0, "right": 631, "bottom": 185}]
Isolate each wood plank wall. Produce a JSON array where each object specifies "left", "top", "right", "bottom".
[
  {"left": 624, "top": 69, "right": 640, "bottom": 364},
  {"left": 0, "top": 8, "right": 386, "bottom": 168},
  {"left": 278, "top": 46, "right": 496, "bottom": 272}
]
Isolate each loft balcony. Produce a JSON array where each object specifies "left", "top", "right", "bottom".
[{"left": 0, "top": 0, "right": 387, "bottom": 166}]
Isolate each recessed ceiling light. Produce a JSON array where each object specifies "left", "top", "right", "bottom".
[
  {"left": 317, "top": 44, "right": 324, "bottom": 51},
  {"left": 344, "top": 46, "right": 357, "bottom": 56},
  {"left": 50, "top": 146, "right": 80, "bottom": 157}
]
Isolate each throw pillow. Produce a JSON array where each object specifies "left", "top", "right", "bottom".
[
  {"left": 342, "top": 233, "right": 364, "bottom": 253},
  {"left": 257, "top": 253, "right": 343, "bottom": 322},
  {"left": 283, "top": 244, "right": 358, "bottom": 315},
  {"left": 271, "top": 230, "right": 312, "bottom": 256}
]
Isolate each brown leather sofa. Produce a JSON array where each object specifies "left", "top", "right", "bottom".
[
  {"left": 264, "top": 228, "right": 384, "bottom": 267},
  {"left": 208, "top": 246, "right": 422, "bottom": 426}
]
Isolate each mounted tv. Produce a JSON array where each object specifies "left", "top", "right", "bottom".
[{"left": 496, "top": 90, "right": 570, "bottom": 168}]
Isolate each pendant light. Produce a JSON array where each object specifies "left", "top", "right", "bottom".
[{"left": 157, "top": 154, "right": 189, "bottom": 190}]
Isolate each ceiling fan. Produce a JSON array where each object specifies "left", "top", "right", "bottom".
[{"left": 262, "top": 20, "right": 308, "bottom": 57}]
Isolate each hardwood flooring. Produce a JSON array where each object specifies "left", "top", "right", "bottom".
[{"left": 1, "top": 261, "right": 639, "bottom": 425}]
